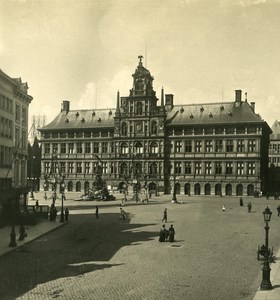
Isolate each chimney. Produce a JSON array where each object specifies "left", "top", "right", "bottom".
[
  {"left": 61, "top": 100, "right": 70, "bottom": 113},
  {"left": 250, "top": 102, "right": 255, "bottom": 113},
  {"left": 235, "top": 90, "right": 242, "bottom": 103}
]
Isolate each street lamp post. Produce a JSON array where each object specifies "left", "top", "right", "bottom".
[
  {"left": 260, "top": 206, "right": 273, "bottom": 290},
  {"left": 171, "top": 173, "right": 177, "bottom": 203},
  {"left": 60, "top": 182, "right": 65, "bottom": 223}
]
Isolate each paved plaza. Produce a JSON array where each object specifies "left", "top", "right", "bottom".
[{"left": 1, "top": 192, "right": 280, "bottom": 300}]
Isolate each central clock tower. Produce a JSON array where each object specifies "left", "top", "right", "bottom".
[{"left": 114, "top": 56, "right": 167, "bottom": 192}]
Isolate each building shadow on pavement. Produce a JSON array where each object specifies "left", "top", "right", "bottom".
[{"left": 0, "top": 212, "right": 158, "bottom": 300}]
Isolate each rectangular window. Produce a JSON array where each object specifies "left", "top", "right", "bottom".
[
  {"left": 175, "top": 141, "right": 182, "bottom": 153},
  {"left": 84, "top": 131, "right": 91, "bottom": 138},
  {"left": 45, "top": 143, "right": 50, "bottom": 154},
  {"left": 102, "top": 162, "right": 108, "bottom": 174},
  {"left": 85, "top": 162, "right": 90, "bottom": 174},
  {"left": 215, "top": 127, "right": 223, "bottom": 134},
  {"left": 102, "top": 142, "right": 108, "bottom": 154},
  {"left": 215, "top": 162, "right": 222, "bottom": 175},
  {"left": 44, "top": 162, "right": 50, "bottom": 174},
  {"left": 68, "top": 131, "right": 74, "bottom": 138},
  {"left": 204, "top": 128, "right": 213, "bottom": 135},
  {"left": 76, "top": 132, "right": 83, "bottom": 138},
  {"left": 185, "top": 162, "right": 191, "bottom": 174},
  {"left": 247, "top": 126, "right": 256, "bottom": 134},
  {"left": 68, "top": 162, "right": 74, "bottom": 174},
  {"left": 111, "top": 142, "right": 115, "bottom": 153},
  {"left": 174, "top": 162, "right": 182, "bottom": 174},
  {"left": 195, "top": 140, "right": 202, "bottom": 152},
  {"left": 237, "top": 162, "right": 244, "bottom": 175},
  {"left": 215, "top": 140, "right": 223, "bottom": 152},
  {"left": 226, "top": 162, "right": 233, "bottom": 175},
  {"left": 60, "top": 162, "right": 66, "bottom": 173},
  {"left": 15, "top": 127, "right": 20, "bottom": 147},
  {"left": 69, "top": 143, "right": 74, "bottom": 154},
  {"left": 52, "top": 143, "right": 58, "bottom": 153},
  {"left": 226, "top": 140, "right": 234, "bottom": 152},
  {"left": 85, "top": 142, "right": 91, "bottom": 153},
  {"left": 61, "top": 143, "right": 66, "bottom": 154},
  {"left": 225, "top": 127, "right": 234, "bottom": 134},
  {"left": 22, "top": 130, "right": 26, "bottom": 150},
  {"left": 77, "top": 143, "right": 83, "bottom": 154},
  {"left": 205, "top": 140, "right": 213, "bottom": 152},
  {"left": 195, "top": 162, "right": 202, "bottom": 174},
  {"left": 22, "top": 107, "right": 26, "bottom": 125},
  {"left": 248, "top": 162, "right": 255, "bottom": 175},
  {"left": 15, "top": 104, "right": 20, "bottom": 122},
  {"left": 205, "top": 162, "right": 212, "bottom": 175},
  {"left": 248, "top": 140, "right": 256, "bottom": 152},
  {"left": 236, "top": 127, "right": 245, "bottom": 134},
  {"left": 77, "top": 162, "right": 82, "bottom": 173},
  {"left": 60, "top": 132, "right": 66, "bottom": 138},
  {"left": 237, "top": 140, "right": 245, "bottom": 152},
  {"left": 93, "top": 142, "right": 99, "bottom": 154},
  {"left": 185, "top": 141, "right": 192, "bottom": 152},
  {"left": 194, "top": 128, "right": 203, "bottom": 135}
]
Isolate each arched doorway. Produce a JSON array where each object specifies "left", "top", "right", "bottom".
[
  {"left": 76, "top": 181, "right": 81, "bottom": 192},
  {"left": 184, "top": 183, "right": 190, "bottom": 195},
  {"left": 236, "top": 184, "right": 243, "bottom": 196},
  {"left": 247, "top": 184, "right": 254, "bottom": 196},
  {"left": 215, "top": 184, "right": 221, "bottom": 196},
  {"left": 194, "top": 183, "right": 200, "bottom": 195},
  {"left": 225, "top": 184, "right": 232, "bottom": 196},
  {"left": 204, "top": 183, "right": 211, "bottom": 195},
  {"left": 175, "top": 183, "right": 180, "bottom": 194},
  {"left": 68, "top": 181, "right": 73, "bottom": 192}
]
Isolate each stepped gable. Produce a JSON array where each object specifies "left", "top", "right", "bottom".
[
  {"left": 270, "top": 120, "right": 280, "bottom": 140},
  {"left": 41, "top": 108, "right": 116, "bottom": 130},
  {"left": 166, "top": 101, "right": 263, "bottom": 126}
]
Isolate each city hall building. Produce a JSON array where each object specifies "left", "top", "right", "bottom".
[{"left": 39, "top": 57, "right": 271, "bottom": 196}]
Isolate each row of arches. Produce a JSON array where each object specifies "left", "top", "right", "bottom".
[
  {"left": 179, "top": 183, "right": 255, "bottom": 196},
  {"left": 120, "top": 141, "right": 159, "bottom": 154}
]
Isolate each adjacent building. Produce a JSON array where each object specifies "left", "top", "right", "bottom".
[
  {"left": 0, "top": 69, "right": 33, "bottom": 225},
  {"left": 268, "top": 120, "right": 280, "bottom": 194},
  {"left": 39, "top": 57, "right": 271, "bottom": 196}
]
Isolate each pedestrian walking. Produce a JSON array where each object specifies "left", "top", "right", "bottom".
[
  {"left": 159, "top": 224, "right": 167, "bottom": 242},
  {"left": 119, "top": 207, "right": 126, "bottom": 220},
  {"left": 162, "top": 208, "right": 168, "bottom": 222},
  {"left": 222, "top": 205, "right": 226, "bottom": 212},
  {"left": 35, "top": 200, "right": 39, "bottom": 211},
  {"left": 239, "top": 197, "right": 243, "bottom": 207},
  {"left": 247, "top": 202, "right": 252, "bottom": 213},
  {"left": 277, "top": 205, "right": 280, "bottom": 216},
  {"left": 65, "top": 208, "right": 69, "bottom": 221},
  {"left": 168, "top": 224, "right": 175, "bottom": 242},
  {"left": 95, "top": 206, "right": 99, "bottom": 219}
]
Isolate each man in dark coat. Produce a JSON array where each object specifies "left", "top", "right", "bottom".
[
  {"left": 168, "top": 224, "right": 175, "bottom": 242},
  {"left": 162, "top": 208, "right": 167, "bottom": 223},
  {"left": 159, "top": 224, "right": 167, "bottom": 242}
]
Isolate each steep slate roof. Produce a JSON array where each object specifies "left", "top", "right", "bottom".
[
  {"left": 40, "top": 108, "right": 116, "bottom": 131},
  {"left": 166, "top": 101, "right": 264, "bottom": 126}
]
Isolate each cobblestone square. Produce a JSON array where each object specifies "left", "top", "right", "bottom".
[{"left": 1, "top": 193, "right": 280, "bottom": 300}]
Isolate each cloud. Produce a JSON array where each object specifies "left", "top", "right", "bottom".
[{"left": 77, "top": 82, "right": 97, "bottom": 109}]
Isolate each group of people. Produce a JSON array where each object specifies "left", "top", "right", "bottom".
[
  {"left": 49, "top": 204, "right": 69, "bottom": 222},
  {"left": 159, "top": 224, "right": 175, "bottom": 242},
  {"left": 159, "top": 208, "right": 176, "bottom": 242}
]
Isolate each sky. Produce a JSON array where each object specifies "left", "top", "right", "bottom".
[{"left": 1, "top": 0, "right": 280, "bottom": 130}]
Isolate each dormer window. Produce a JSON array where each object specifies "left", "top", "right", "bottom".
[
  {"left": 76, "top": 112, "right": 79, "bottom": 117},
  {"left": 81, "top": 118, "right": 85, "bottom": 123},
  {"left": 180, "top": 107, "right": 184, "bottom": 113},
  {"left": 98, "top": 117, "right": 101, "bottom": 122},
  {"left": 190, "top": 113, "right": 194, "bottom": 119},
  {"left": 109, "top": 110, "right": 112, "bottom": 116},
  {"left": 209, "top": 112, "right": 213, "bottom": 118},
  {"left": 220, "top": 105, "right": 224, "bottom": 111},
  {"left": 200, "top": 106, "right": 204, "bottom": 112},
  {"left": 65, "top": 118, "right": 69, "bottom": 123},
  {"left": 92, "top": 111, "right": 95, "bottom": 116},
  {"left": 228, "top": 112, "right": 232, "bottom": 116}
]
